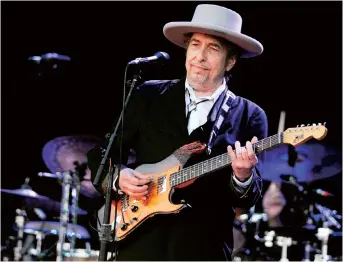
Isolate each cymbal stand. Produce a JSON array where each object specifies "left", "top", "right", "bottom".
[
  {"left": 13, "top": 208, "right": 27, "bottom": 261},
  {"left": 28, "top": 232, "right": 43, "bottom": 257},
  {"left": 68, "top": 172, "right": 81, "bottom": 259},
  {"left": 276, "top": 236, "right": 294, "bottom": 262},
  {"left": 56, "top": 172, "right": 72, "bottom": 262},
  {"left": 314, "top": 204, "right": 342, "bottom": 262},
  {"left": 314, "top": 222, "right": 332, "bottom": 262},
  {"left": 302, "top": 241, "right": 313, "bottom": 262}
]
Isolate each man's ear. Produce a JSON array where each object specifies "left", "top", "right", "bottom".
[{"left": 226, "top": 56, "right": 237, "bottom": 72}]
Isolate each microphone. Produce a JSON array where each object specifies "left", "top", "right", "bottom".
[
  {"left": 28, "top": 52, "right": 71, "bottom": 64},
  {"left": 313, "top": 188, "right": 333, "bottom": 197},
  {"left": 38, "top": 172, "right": 63, "bottom": 179},
  {"left": 128, "top": 51, "right": 170, "bottom": 65}
]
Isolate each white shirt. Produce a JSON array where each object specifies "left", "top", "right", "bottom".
[
  {"left": 185, "top": 78, "right": 253, "bottom": 187},
  {"left": 185, "top": 78, "right": 227, "bottom": 135}
]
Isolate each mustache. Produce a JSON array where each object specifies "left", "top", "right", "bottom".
[{"left": 190, "top": 63, "right": 210, "bottom": 70}]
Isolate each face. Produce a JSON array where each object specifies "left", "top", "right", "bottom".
[
  {"left": 185, "top": 33, "right": 236, "bottom": 91},
  {"left": 57, "top": 151, "right": 101, "bottom": 199},
  {"left": 262, "top": 182, "right": 286, "bottom": 219}
]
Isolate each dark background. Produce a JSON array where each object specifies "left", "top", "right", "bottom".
[{"left": 1, "top": 0, "right": 342, "bottom": 249}]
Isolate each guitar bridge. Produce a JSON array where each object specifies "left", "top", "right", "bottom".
[{"left": 157, "top": 176, "right": 167, "bottom": 194}]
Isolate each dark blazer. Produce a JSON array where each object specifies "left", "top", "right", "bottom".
[{"left": 87, "top": 77, "right": 268, "bottom": 261}]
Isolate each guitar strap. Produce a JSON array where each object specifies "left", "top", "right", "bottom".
[{"left": 206, "top": 78, "right": 236, "bottom": 155}]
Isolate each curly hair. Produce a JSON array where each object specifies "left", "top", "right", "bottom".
[{"left": 42, "top": 135, "right": 101, "bottom": 173}]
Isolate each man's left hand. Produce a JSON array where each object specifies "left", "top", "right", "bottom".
[{"left": 227, "top": 136, "right": 258, "bottom": 182}]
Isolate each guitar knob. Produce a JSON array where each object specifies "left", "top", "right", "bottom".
[
  {"left": 121, "top": 223, "right": 129, "bottom": 231},
  {"left": 131, "top": 205, "right": 138, "bottom": 212}
]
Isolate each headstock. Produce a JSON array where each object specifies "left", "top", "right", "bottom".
[{"left": 283, "top": 123, "right": 328, "bottom": 147}]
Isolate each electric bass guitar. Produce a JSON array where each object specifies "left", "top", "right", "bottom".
[{"left": 97, "top": 123, "right": 328, "bottom": 241}]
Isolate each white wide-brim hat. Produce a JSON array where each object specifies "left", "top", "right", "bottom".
[{"left": 163, "top": 4, "right": 263, "bottom": 58}]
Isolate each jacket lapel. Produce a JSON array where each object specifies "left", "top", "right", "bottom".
[{"left": 154, "top": 77, "right": 189, "bottom": 140}]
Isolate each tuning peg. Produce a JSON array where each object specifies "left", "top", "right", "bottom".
[
  {"left": 312, "top": 123, "right": 316, "bottom": 126},
  {"left": 296, "top": 125, "right": 299, "bottom": 127},
  {"left": 301, "top": 124, "right": 305, "bottom": 127},
  {"left": 324, "top": 122, "right": 327, "bottom": 126},
  {"left": 307, "top": 124, "right": 311, "bottom": 126},
  {"left": 318, "top": 123, "right": 322, "bottom": 126}
]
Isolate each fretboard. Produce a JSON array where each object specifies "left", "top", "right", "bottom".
[{"left": 169, "top": 133, "right": 283, "bottom": 187}]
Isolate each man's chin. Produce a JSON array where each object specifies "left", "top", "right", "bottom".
[{"left": 188, "top": 75, "right": 207, "bottom": 86}]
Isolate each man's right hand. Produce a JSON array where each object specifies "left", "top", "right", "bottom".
[{"left": 118, "top": 168, "right": 151, "bottom": 200}]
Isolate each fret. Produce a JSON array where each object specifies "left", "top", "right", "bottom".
[{"left": 170, "top": 133, "right": 283, "bottom": 187}]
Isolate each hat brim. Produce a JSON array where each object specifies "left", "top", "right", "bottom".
[{"left": 163, "top": 22, "right": 263, "bottom": 58}]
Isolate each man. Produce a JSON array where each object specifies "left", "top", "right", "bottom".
[{"left": 88, "top": 4, "right": 268, "bottom": 260}]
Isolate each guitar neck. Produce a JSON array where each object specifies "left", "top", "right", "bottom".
[{"left": 170, "top": 133, "right": 283, "bottom": 187}]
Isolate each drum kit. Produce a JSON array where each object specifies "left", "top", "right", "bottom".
[
  {"left": 232, "top": 142, "right": 342, "bottom": 262},
  {"left": 1, "top": 170, "right": 112, "bottom": 261}
]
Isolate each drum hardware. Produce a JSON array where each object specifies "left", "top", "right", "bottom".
[
  {"left": 28, "top": 232, "right": 43, "bottom": 257},
  {"left": 69, "top": 171, "right": 81, "bottom": 259},
  {"left": 56, "top": 171, "right": 73, "bottom": 262},
  {"left": 314, "top": 222, "right": 333, "bottom": 262},
  {"left": 315, "top": 204, "right": 341, "bottom": 230},
  {"left": 302, "top": 241, "right": 315, "bottom": 262},
  {"left": 38, "top": 162, "right": 86, "bottom": 262},
  {"left": 3, "top": 177, "right": 33, "bottom": 262},
  {"left": 18, "top": 221, "right": 92, "bottom": 261},
  {"left": 19, "top": 231, "right": 44, "bottom": 259},
  {"left": 276, "top": 236, "right": 296, "bottom": 262},
  {"left": 13, "top": 208, "right": 27, "bottom": 261}
]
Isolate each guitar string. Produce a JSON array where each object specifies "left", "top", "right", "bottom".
[{"left": 133, "top": 134, "right": 281, "bottom": 195}]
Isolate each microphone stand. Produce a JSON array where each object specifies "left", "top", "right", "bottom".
[{"left": 94, "top": 65, "right": 142, "bottom": 262}]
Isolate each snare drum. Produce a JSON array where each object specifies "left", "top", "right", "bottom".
[
  {"left": 64, "top": 249, "right": 99, "bottom": 261},
  {"left": 64, "top": 249, "right": 114, "bottom": 261}
]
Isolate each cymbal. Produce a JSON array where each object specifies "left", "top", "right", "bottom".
[
  {"left": 22, "top": 221, "right": 90, "bottom": 239},
  {"left": 260, "top": 141, "right": 342, "bottom": 183},
  {"left": 24, "top": 197, "right": 87, "bottom": 215},
  {"left": 1, "top": 188, "right": 50, "bottom": 200},
  {"left": 1, "top": 187, "right": 87, "bottom": 215}
]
